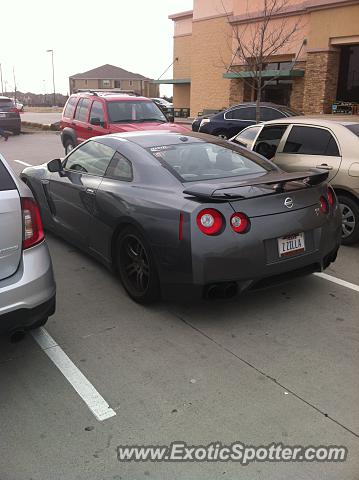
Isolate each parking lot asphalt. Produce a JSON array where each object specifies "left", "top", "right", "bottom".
[{"left": 0, "top": 132, "right": 358, "bottom": 480}]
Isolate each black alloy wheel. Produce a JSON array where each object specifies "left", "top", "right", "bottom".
[{"left": 117, "top": 227, "right": 160, "bottom": 304}]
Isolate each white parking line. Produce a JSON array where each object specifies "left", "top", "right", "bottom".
[
  {"left": 314, "top": 272, "right": 359, "bottom": 293},
  {"left": 14, "top": 160, "right": 32, "bottom": 167},
  {"left": 31, "top": 328, "right": 116, "bottom": 422}
]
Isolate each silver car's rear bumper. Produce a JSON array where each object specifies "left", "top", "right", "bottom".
[{"left": 0, "top": 241, "right": 56, "bottom": 332}]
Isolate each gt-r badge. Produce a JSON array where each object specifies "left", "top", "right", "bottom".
[{"left": 284, "top": 197, "right": 294, "bottom": 209}]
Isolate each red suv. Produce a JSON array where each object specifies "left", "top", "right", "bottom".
[{"left": 60, "top": 92, "right": 188, "bottom": 154}]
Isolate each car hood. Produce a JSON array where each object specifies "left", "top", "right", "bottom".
[{"left": 108, "top": 122, "right": 189, "bottom": 134}]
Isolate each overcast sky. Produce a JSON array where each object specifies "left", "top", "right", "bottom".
[{"left": 0, "top": 0, "right": 193, "bottom": 97}]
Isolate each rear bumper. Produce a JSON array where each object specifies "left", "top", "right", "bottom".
[
  {"left": 0, "top": 117, "right": 21, "bottom": 131},
  {"left": 161, "top": 244, "right": 340, "bottom": 300},
  {"left": 0, "top": 296, "right": 55, "bottom": 334},
  {"left": 0, "top": 241, "right": 56, "bottom": 332},
  {"left": 159, "top": 207, "right": 342, "bottom": 299}
]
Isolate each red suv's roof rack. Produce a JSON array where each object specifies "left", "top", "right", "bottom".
[{"left": 74, "top": 89, "right": 140, "bottom": 97}]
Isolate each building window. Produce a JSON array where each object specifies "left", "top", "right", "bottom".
[
  {"left": 102, "top": 80, "right": 111, "bottom": 88},
  {"left": 264, "top": 61, "right": 293, "bottom": 70},
  {"left": 114, "top": 80, "right": 121, "bottom": 88},
  {"left": 129, "top": 80, "right": 133, "bottom": 86},
  {"left": 337, "top": 44, "right": 359, "bottom": 102}
]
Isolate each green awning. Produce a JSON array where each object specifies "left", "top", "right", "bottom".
[
  {"left": 151, "top": 78, "right": 191, "bottom": 84},
  {"left": 223, "top": 70, "right": 304, "bottom": 79}
]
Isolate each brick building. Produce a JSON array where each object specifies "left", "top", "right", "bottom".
[
  {"left": 69, "top": 64, "right": 159, "bottom": 97},
  {"left": 161, "top": 0, "right": 359, "bottom": 117}
]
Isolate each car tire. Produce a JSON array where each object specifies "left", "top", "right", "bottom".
[
  {"left": 116, "top": 226, "right": 161, "bottom": 304},
  {"left": 338, "top": 194, "right": 359, "bottom": 245},
  {"left": 64, "top": 138, "right": 76, "bottom": 155}
]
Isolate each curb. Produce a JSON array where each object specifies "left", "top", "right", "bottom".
[{"left": 21, "top": 121, "right": 60, "bottom": 131}]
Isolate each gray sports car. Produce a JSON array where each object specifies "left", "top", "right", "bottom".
[{"left": 21, "top": 131, "right": 341, "bottom": 303}]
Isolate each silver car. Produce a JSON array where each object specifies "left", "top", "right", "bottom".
[{"left": 0, "top": 153, "right": 55, "bottom": 336}]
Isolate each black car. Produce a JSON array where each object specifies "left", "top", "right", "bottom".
[
  {"left": 0, "top": 96, "right": 21, "bottom": 135},
  {"left": 192, "top": 102, "right": 298, "bottom": 139}
]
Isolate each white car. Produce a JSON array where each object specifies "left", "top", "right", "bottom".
[
  {"left": 231, "top": 118, "right": 359, "bottom": 245},
  {"left": 11, "top": 98, "right": 24, "bottom": 112}
]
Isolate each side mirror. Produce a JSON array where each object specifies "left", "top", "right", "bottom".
[
  {"left": 90, "top": 117, "right": 102, "bottom": 126},
  {"left": 47, "top": 158, "right": 63, "bottom": 173}
]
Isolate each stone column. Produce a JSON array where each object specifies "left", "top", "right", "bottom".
[
  {"left": 229, "top": 78, "right": 245, "bottom": 106},
  {"left": 290, "top": 77, "right": 305, "bottom": 112},
  {"left": 302, "top": 49, "right": 340, "bottom": 114}
]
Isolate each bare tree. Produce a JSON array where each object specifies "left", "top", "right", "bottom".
[{"left": 222, "top": 0, "right": 304, "bottom": 122}]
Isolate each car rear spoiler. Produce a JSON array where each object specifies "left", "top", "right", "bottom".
[{"left": 183, "top": 170, "right": 329, "bottom": 200}]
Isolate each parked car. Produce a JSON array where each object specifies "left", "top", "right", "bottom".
[
  {"left": 11, "top": 98, "right": 24, "bottom": 112},
  {"left": 60, "top": 92, "right": 187, "bottom": 154},
  {"left": 16, "top": 101, "right": 24, "bottom": 112},
  {"left": 0, "top": 153, "right": 55, "bottom": 338},
  {"left": 21, "top": 131, "right": 340, "bottom": 304},
  {"left": 192, "top": 102, "right": 298, "bottom": 139},
  {"left": 151, "top": 97, "right": 173, "bottom": 113},
  {"left": 231, "top": 118, "right": 359, "bottom": 245},
  {"left": 0, "top": 96, "right": 21, "bottom": 135}
]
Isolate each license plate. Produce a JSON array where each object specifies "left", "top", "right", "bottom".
[
  {"left": 278, "top": 232, "right": 305, "bottom": 257},
  {"left": 0, "top": 113, "right": 6, "bottom": 118}
]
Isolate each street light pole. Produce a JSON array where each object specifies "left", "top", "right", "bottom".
[
  {"left": 0, "top": 63, "right": 3, "bottom": 95},
  {"left": 46, "top": 49, "right": 56, "bottom": 106}
]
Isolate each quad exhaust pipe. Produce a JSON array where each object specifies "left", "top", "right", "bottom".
[{"left": 205, "top": 282, "right": 238, "bottom": 300}]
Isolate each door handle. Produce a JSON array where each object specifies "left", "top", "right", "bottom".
[
  {"left": 85, "top": 188, "right": 96, "bottom": 195},
  {"left": 316, "top": 164, "right": 333, "bottom": 170}
]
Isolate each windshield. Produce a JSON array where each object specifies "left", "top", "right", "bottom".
[
  {"left": 107, "top": 100, "right": 167, "bottom": 123},
  {"left": 345, "top": 123, "right": 359, "bottom": 137},
  {"left": 147, "top": 142, "right": 272, "bottom": 182}
]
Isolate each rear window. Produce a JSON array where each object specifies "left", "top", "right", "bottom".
[
  {"left": 0, "top": 160, "right": 16, "bottom": 191},
  {"left": 0, "top": 98, "right": 14, "bottom": 111},
  {"left": 225, "top": 107, "right": 256, "bottom": 121},
  {"left": 63, "top": 97, "right": 78, "bottom": 118},
  {"left": 146, "top": 142, "right": 272, "bottom": 182},
  {"left": 236, "top": 126, "right": 261, "bottom": 142},
  {"left": 345, "top": 124, "right": 359, "bottom": 137}
]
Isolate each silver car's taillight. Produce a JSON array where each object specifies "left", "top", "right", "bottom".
[{"left": 21, "top": 197, "right": 44, "bottom": 249}]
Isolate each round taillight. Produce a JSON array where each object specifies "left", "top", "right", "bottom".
[
  {"left": 196, "top": 208, "right": 223, "bottom": 235},
  {"left": 320, "top": 196, "right": 329, "bottom": 214},
  {"left": 327, "top": 187, "right": 335, "bottom": 207},
  {"left": 230, "top": 212, "right": 250, "bottom": 233}
]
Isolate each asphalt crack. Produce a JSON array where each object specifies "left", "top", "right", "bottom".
[{"left": 168, "top": 308, "right": 359, "bottom": 439}]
